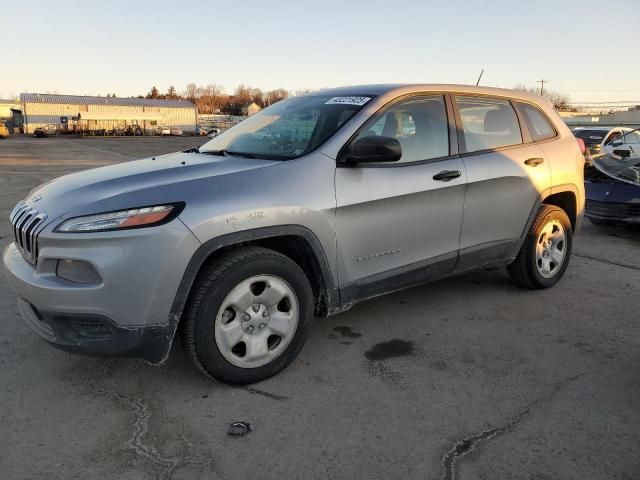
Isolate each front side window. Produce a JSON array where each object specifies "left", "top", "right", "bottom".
[
  {"left": 199, "top": 94, "right": 372, "bottom": 160},
  {"left": 456, "top": 96, "right": 522, "bottom": 152},
  {"left": 517, "top": 102, "right": 556, "bottom": 141},
  {"left": 605, "top": 131, "right": 622, "bottom": 145},
  {"left": 354, "top": 95, "right": 449, "bottom": 163}
]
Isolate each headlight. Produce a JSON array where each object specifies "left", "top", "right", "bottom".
[{"left": 54, "top": 203, "right": 184, "bottom": 233}]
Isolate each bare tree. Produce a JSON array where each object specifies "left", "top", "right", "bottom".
[
  {"left": 233, "top": 85, "right": 253, "bottom": 106},
  {"left": 264, "top": 88, "right": 289, "bottom": 106},
  {"left": 184, "top": 83, "right": 199, "bottom": 103},
  {"left": 545, "top": 91, "right": 572, "bottom": 111},
  {"left": 200, "top": 84, "right": 224, "bottom": 112},
  {"left": 512, "top": 84, "right": 573, "bottom": 111}
]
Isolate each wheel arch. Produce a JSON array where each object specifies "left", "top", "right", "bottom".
[
  {"left": 508, "top": 185, "right": 580, "bottom": 261},
  {"left": 169, "top": 226, "right": 338, "bottom": 331},
  {"left": 541, "top": 189, "right": 577, "bottom": 230}
]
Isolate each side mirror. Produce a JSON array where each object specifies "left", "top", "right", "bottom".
[{"left": 343, "top": 136, "right": 402, "bottom": 164}]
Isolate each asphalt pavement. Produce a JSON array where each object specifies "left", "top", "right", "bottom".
[{"left": 0, "top": 136, "right": 638, "bottom": 480}]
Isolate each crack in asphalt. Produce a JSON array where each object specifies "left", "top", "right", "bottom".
[
  {"left": 87, "top": 367, "right": 219, "bottom": 480},
  {"left": 243, "top": 386, "right": 289, "bottom": 401},
  {"left": 441, "top": 373, "right": 585, "bottom": 480},
  {"left": 574, "top": 253, "right": 640, "bottom": 271}
]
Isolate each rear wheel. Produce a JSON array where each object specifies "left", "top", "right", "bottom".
[
  {"left": 182, "top": 247, "right": 314, "bottom": 384},
  {"left": 507, "top": 205, "right": 573, "bottom": 289}
]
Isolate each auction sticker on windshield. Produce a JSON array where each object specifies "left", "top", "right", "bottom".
[{"left": 325, "top": 96, "right": 371, "bottom": 106}]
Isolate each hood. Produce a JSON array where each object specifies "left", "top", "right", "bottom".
[
  {"left": 21, "top": 151, "right": 279, "bottom": 222},
  {"left": 592, "top": 152, "right": 640, "bottom": 187}
]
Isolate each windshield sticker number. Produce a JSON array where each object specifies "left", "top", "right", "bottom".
[{"left": 325, "top": 96, "right": 371, "bottom": 106}]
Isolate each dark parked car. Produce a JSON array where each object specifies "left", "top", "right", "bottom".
[
  {"left": 33, "top": 125, "right": 58, "bottom": 138},
  {"left": 585, "top": 131, "right": 640, "bottom": 224},
  {"left": 124, "top": 125, "right": 143, "bottom": 136}
]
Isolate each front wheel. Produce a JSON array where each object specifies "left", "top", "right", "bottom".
[
  {"left": 507, "top": 205, "right": 573, "bottom": 289},
  {"left": 182, "top": 247, "right": 314, "bottom": 384}
]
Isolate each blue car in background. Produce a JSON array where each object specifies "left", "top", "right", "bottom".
[{"left": 585, "top": 129, "right": 640, "bottom": 225}]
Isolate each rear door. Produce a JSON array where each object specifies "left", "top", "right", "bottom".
[
  {"left": 335, "top": 94, "right": 467, "bottom": 300},
  {"left": 453, "top": 95, "right": 552, "bottom": 269}
]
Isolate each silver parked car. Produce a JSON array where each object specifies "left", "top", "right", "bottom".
[{"left": 3, "top": 85, "right": 585, "bottom": 384}]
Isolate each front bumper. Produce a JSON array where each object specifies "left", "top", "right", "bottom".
[
  {"left": 585, "top": 200, "right": 640, "bottom": 224},
  {"left": 14, "top": 297, "right": 173, "bottom": 361},
  {"left": 2, "top": 219, "right": 201, "bottom": 363},
  {"left": 585, "top": 180, "right": 640, "bottom": 224}
]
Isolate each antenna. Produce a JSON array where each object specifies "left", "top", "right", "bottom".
[{"left": 475, "top": 69, "right": 484, "bottom": 86}]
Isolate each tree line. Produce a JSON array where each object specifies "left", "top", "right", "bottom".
[
  {"left": 106, "top": 83, "right": 577, "bottom": 114},
  {"left": 137, "top": 84, "right": 307, "bottom": 115}
]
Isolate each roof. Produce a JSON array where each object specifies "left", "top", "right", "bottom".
[
  {"left": 20, "top": 93, "right": 195, "bottom": 109},
  {"left": 312, "top": 84, "right": 548, "bottom": 104},
  {"left": 571, "top": 126, "right": 616, "bottom": 131}
]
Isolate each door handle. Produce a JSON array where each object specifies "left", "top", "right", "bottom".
[
  {"left": 433, "top": 170, "right": 462, "bottom": 181},
  {"left": 524, "top": 157, "right": 544, "bottom": 166}
]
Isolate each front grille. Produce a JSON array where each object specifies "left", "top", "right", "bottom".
[
  {"left": 9, "top": 200, "right": 48, "bottom": 264},
  {"left": 586, "top": 200, "right": 640, "bottom": 220}
]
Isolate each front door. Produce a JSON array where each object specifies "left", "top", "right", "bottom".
[{"left": 335, "top": 94, "right": 467, "bottom": 301}]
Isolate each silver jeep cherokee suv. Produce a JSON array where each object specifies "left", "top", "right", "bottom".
[{"left": 3, "top": 85, "right": 585, "bottom": 384}]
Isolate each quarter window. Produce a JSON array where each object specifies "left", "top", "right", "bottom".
[
  {"left": 355, "top": 95, "right": 449, "bottom": 163},
  {"left": 455, "top": 96, "right": 522, "bottom": 152},
  {"left": 517, "top": 102, "right": 556, "bottom": 141}
]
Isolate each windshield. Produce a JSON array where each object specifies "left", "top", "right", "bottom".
[
  {"left": 592, "top": 145, "right": 640, "bottom": 186},
  {"left": 572, "top": 129, "right": 607, "bottom": 145},
  {"left": 199, "top": 94, "right": 373, "bottom": 160}
]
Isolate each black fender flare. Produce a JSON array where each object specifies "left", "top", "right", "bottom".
[{"left": 168, "top": 224, "right": 339, "bottom": 329}]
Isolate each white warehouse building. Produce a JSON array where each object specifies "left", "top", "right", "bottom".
[{"left": 20, "top": 93, "right": 197, "bottom": 134}]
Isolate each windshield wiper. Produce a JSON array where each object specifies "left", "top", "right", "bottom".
[
  {"left": 183, "top": 147, "right": 200, "bottom": 153},
  {"left": 225, "top": 150, "right": 257, "bottom": 159},
  {"left": 200, "top": 149, "right": 227, "bottom": 156},
  {"left": 200, "top": 149, "right": 258, "bottom": 159},
  {"left": 200, "top": 149, "right": 289, "bottom": 160}
]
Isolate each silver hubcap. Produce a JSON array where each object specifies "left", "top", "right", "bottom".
[
  {"left": 214, "top": 275, "right": 299, "bottom": 368},
  {"left": 535, "top": 220, "right": 567, "bottom": 278}
]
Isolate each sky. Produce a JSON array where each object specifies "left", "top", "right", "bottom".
[{"left": 3, "top": 0, "right": 640, "bottom": 108}]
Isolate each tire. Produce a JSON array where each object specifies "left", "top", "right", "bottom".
[
  {"left": 507, "top": 205, "right": 573, "bottom": 289},
  {"left": 182, "top": 247, "right": 314, "bottom": 384}
]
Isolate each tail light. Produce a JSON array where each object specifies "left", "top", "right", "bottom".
[{"left": 576, "top": 138, "right": 586, "bottom": 154}]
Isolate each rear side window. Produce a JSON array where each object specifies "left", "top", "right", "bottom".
[
  {"left": 517, "top": 102, "right": 556, "bottom": 141},
  {"left": 455, "top": 96, "right": 522, "bottom": 152}
]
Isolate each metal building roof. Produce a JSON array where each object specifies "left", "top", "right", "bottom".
[{"left": 20, "top": 93, "right": 195, "bottom": 109}]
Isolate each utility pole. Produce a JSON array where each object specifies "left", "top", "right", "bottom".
[{"left": 537, "top": 79, "right": 546, "bottom": 96}]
